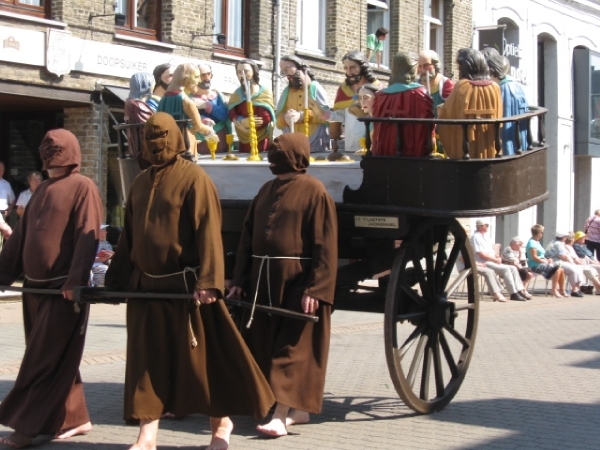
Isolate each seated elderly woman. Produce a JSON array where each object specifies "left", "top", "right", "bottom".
[
  {"left": 482, "top": 47, "right": 530, "bottom": 156},
  {"left": 526, "top": 224, "right": 565, "bottom": 297},
  {"left": 438, "top": 48, "right": 503, "bottom": 159},
  {"left": 370, "top": 51, "right": 434, "bottom": 157},
  {"left": 565, "top": 232, "right": 600, "bottom": 295},
  {"left": 501, "top": 236, "right": 534, "bottom": 296},
  {"left": 545, "top": 231, "right": 586, "bottom": 297},
  {"left": 573, "top": 230, "right": 600, "bottom": 275}
]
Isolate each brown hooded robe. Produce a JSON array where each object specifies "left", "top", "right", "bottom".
[
  {"left": 0, "top": 129, "right": 102, "bottom": 437},
  {"left": 105, "top": 112, "right": 274, "bottom": 421},
  {"left": 231, "top": 133, "right": 338, "bottom": 414}
]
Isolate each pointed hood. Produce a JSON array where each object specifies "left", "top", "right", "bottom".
[
  {"left": 39, "top": 129, "right": 81, "bottom": 172},
  {"left": 143, "top": 112, "right": 187, "bottom": 166},
  {"left": 267, "top": 133, "right": 310, "bottom": 175}
]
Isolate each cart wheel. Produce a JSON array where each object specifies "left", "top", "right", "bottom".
[{"left": 384, "top": 217, "right": 479, "bottom": 413}]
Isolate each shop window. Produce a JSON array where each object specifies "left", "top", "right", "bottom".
[
  {"left": 297, "top": 0, "right": 325, "bottom": 55},
  {"left": 214, "top": 0, "right": 247, "bottom": 55},
  {"left": 115, "top": 0, "right": 161, "bottom": 40},
  {"left": 367, "top": 0, "right": 389, "bottom": 68},
  {"left": 0, "top": 0, "right": 48, "bottom": 18},
  {"left": 424, "top": 0, "right": 443, "bottom": 66},
  {"left": 574, "top": 47, "right": 600, "bottom": 157}
]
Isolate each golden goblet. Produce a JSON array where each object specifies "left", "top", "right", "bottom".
[
  {"left": 328, "top": 121, "right": 344, "bottom": 161},
  {"left": 207, "top": 139, "right": 218, "bottom": 160},
  {"left": 223, "top": 133, "right": 238, "bottom": 160}
]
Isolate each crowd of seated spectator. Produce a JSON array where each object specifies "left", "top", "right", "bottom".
[{"left": 468, "top": 221, "right": 600, "bottom": 301}]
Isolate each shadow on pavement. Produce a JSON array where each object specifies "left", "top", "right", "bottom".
[
  {"left": 430, "top": 397, "right": 600, "bottom": 448},
  {"left": 556, "top": 332, "right": 600, "bottom": 369}
]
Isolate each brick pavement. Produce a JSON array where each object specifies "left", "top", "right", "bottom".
[{"left": 0, "top": 293, "right": 599, "bottom": 449}]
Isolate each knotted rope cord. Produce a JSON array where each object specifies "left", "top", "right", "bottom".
[
  {"left": 23, "top": 274, "right": 81, "bottom": 312},
  {"left": 247, "top": 255, "right": 311, "bottom": 328},
  {"left": 143, "top": 266, "right": 200, "bottom": 347},
  {"left": 25, "top": 274, "right": 68, "bottom": 282}
]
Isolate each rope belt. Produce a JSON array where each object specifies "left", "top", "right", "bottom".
[
  {"left": 23, "top": 274, "right": 82, "bottom": 313},
  {"left": 143, "top": 266, "right": 201, "bottom": 347},
  {"left": 25, "top": 274, "right": 68, "bottom": 282},
  {"left": 247, "top": 255, "right": 311, "bottom": 328}
]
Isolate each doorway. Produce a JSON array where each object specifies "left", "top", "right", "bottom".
[{"left": 0, "top": 111, "right": 63, "bottom": 225}]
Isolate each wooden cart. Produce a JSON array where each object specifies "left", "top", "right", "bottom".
[{"left": 116, "top": 107, "right": 549, "bottom": 414}]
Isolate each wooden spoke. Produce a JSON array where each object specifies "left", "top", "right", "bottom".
[
  {"left": 439, "top": 330, "right": 460, "bottom": 378},
  {"left": 384, "top": 217, "right": 479, "bottom": 413},
  {"left": 432, "top": 333, "right": 445, "bottom": 398},
  {"left": 444, "top": 324, "right": 471, "bottom": 349},
  {"left": 406, "top": 334, "right": 428, "bottom": 389}
]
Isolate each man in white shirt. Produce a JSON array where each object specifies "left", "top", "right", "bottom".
[
  {"left": 471, "top": 219, "right": 531, "bottom": 301},
  {"left": 0, "top": 161, "right": 15, "bottom": 218}
]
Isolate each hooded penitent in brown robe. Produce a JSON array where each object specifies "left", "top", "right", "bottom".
[
  {"left": 231, "top": 133, "right": 338, "bottom": 414},
  {"left": 438, "top": 79, "right": 503, "bottom": 159},
  {"left": 105, "top": 112, "right": 274, "bottom": 421},
  {"left": 0, "top": 129, "right": 102, "bottom": 438}
]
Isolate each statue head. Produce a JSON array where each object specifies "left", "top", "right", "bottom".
[
  {"left": 198, "top": 63, "right": 213, "bottom": 90},
  {"left": 481, "top": 47, "right": 509, "bottom": 80},
  {"left": 152, "top": 63, "right": 173, "bottom": 91},
  {"left": 389, "top": 51, "right": 418, "bottom": 85},
  {"left": 280, "top": 55, "right": 314, "bottom": 90},
  {"left": 456, "top": 48, "right": 489, "bottom": 81},
  {"left": 417, "top": 50, "right": 441, "bottom": 81},
  {"left": 358, "top": 83, "right": 380, "bottom": 116},
  {"left": 235, "top": 59, "right": 260, "bottom": 87},
  {"left": 168, "top": 63, "right": 200, "bottom": 95},
  {"left": 342, "top": 51, "right": 378, "bottom": 86},
  {"left": 129, "top": 72, "right": 155, "bottom": 100}
]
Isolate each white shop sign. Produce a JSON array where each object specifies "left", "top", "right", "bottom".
[
  {"left": 0, "top": 26, "right": 45, "bottom": 66},
  {"left": 69, "top": 38, "right": 244, "bottom": 94}
]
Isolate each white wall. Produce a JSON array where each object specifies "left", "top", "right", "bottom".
[{"left": 473, "top": 0, "right": 600, "bottom": 245}]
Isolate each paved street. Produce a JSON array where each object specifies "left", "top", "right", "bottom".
[{"left": 1, "top": 290, "right": 599, "bottom": 450}]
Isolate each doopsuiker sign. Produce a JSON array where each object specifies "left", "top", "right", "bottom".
[{"left": 70, "top": 38, "right": 163, "bottom": 78}]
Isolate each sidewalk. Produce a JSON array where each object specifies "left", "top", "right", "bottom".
[{"left": 1, "top": 292, "right": 600, "bottom": 449}]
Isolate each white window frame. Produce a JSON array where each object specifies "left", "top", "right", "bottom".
[
  {"left": 367, "top": 0, "right": 390, "bottom": 68},
  {"left": 423, "top": 0, "right": 444, "bottom": 71},
  {"left": 296, "top": 0, "right": 326, "bottom": 56}
]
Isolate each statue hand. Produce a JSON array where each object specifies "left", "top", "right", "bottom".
[
  {"left": 253, "top": 116, "right": 264, "bottom": 126},
  {"left": 348, "top": 102, "right": 367, "bottom": 118},
  {"left": 284, "top": 109, "right": 301, "bottom": 125},
  {"left": 239, "top": 117, "right": 250, "bottom": 129},
  {"left": 206, "top": 131, "right": 220, "bottom": 143}
]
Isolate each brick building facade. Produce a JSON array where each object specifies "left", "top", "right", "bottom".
[{"left": 0, "top": 0, "right": 472, "bottom": 223}]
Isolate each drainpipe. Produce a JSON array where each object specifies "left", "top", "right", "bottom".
[
  {"left": 273, "top": 0, "right": 282, "bottom": 105},
  {"left": 98, "top": 92, "right": 105, "bottom": 209}
]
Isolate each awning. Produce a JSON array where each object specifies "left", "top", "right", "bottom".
[
  {"left": 102, "top": 85, "right": 129, "bottom": 104},
  {"left": 0, "top": 80, "right": 92, "bottom": 113}
]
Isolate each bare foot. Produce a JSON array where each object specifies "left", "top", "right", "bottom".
[
  {"left": 0, "top": 433, "right": 33, "bottom": 449},
  {"left": 256, "top": 418, "right": 287, "bottom": 437},
  {"left": 54, "top": 421, "right": 92, "bottom": 439},
  {"left": 128, "top": 444, "right": 156, "bottom": 450},
  {"left": 207, "top": 417, "right": 233, "bottom": 450},
  {"left": 285, "top": 409, "right": 309, "bottom": 427}
]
